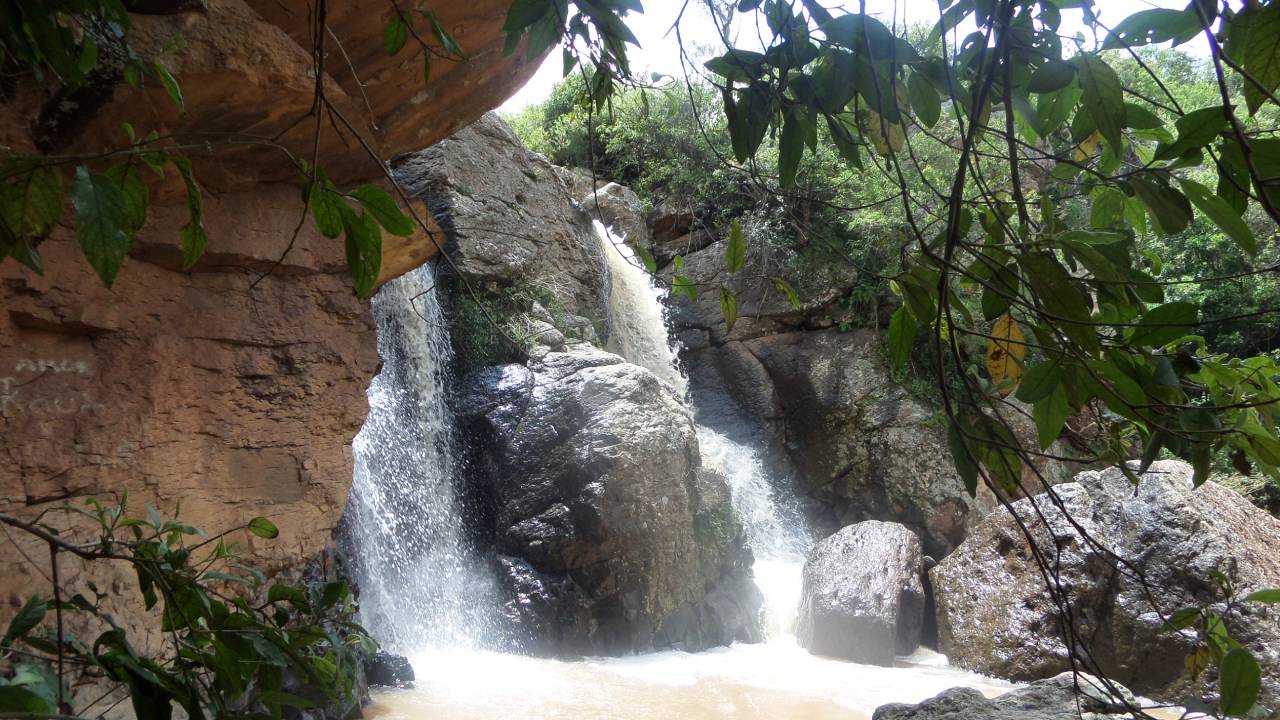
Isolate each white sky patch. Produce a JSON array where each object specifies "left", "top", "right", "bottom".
[{"left": 498, "top": 0, "right": 1205, "bottom": 114}]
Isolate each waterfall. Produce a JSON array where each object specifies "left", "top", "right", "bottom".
[
  {"left": 696, "top": 427, "right": 812, "bottom": 638},
  {"left": 594, "top": 220, "right": 689, "bottom": 397},
  {"left": 342, "top": 264, "right": 499, "bottom": 653},
  {"left": 592, "top": 218, "right": 813, "bottom": 640}
]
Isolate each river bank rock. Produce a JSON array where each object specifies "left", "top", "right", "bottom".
[
  {"left": 933, "top": 460, "right": 1280, "bottom": 710},
  {"left": 873, "top": 672, "right": 1138, "bottom": 720},
  {"left": 456, "top": 349, "right": 761, "bottom": 655},
  {"left": 797, "top": 521, "right": 925, "bottom": 665}
]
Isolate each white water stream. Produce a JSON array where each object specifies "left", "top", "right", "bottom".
[
  {"left": 356, "top": 224, "right": 1016, "bottom": 717},
  {"left": 344, "top": 265, "right": 500, "bottom": 652}
]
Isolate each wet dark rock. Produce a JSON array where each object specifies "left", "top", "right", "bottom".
[
  {"left": 933, "top": 460, "right": 1280, "bottom": 711},
  {"left": 363, "top": 651, "right": 415, "bottom": 689},
  {"left": 873, "top": 672, "right": 1138, "bottom": 720},
  {"left": 797, "top": 521, "right": 925, "bottom": 665},
  {"left": 458, "top": 349, "right": 761, "bottom": 655}
]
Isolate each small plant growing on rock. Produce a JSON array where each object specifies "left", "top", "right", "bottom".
[{"left": 0, "top": 495, "right": 375, "bottom": 719}]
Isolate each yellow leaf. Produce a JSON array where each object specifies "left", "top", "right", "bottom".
[
  {"left": 1073, "top": 130, "right": 1102, "bottom": 161},
  {"left": 986, "top": 313, "right": 1026, "bottom": 395}
]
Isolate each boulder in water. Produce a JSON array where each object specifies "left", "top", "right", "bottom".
[
  {"left": 458, "top": 349, "right": 761, "bottom": 655},
  {"left": 364, "top": 651, "right": 416, "bottom": 689},
  {"left": 932, "top": 460, "right": 1280, "bottom": 711},
  {"left": 873, "top": 672, "right": 1138, "bottom": 720},
  {"left": 797, "top": 520, "right": 925, "bottom": 665}
]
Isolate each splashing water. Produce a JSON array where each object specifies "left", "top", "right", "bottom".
[
  {"left": 342, "top": 264, "right": 500, "bottom": 653},
  {"left": 696, "top": 426, "right": 812, "bottom": 637},
  {"left": 593, "top": 219, "right": 689, "bottom": 397},
  {"left": 359, "top": 220, "right": 1025, "bottom": 720}
]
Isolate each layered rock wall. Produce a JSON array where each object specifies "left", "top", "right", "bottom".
[{"left": 1, "top": 0, "right": 543, "bottom": 641}]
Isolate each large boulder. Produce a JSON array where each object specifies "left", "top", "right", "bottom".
[
  {"left": 933, "top": 460, "right": 1280, "bottom": 710},
  {"left": 580, "top": 183, "right": 653, "bottom": 254},
  {"left": 456, "top": 349, "right": 761, "bottom": 655},
  {"left": 873, "top": 672, "right": 1139, "bottom": 720},
  {"left": 395, "top": 115, "right": 609, "bottom": 369},
  {"left": 797, "top": 521, "right": 925, "bottom": 665}
]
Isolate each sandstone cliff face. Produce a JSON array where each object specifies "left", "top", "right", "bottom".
[{"left": 1, "top": 0, "right": 543, "bottom": 642}]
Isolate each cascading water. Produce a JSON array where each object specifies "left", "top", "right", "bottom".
[
  {"left": 594, "top": 219, "right": 689, "bottom": 397},
  {"left": 594, "top": 215, "right": 814, "bottom": 637},
  {"left": 695, "top": 426, "right": 811, "bottom": 637},
  {"left": 342, "top": 263, "right": 499, "bottom": 653}
]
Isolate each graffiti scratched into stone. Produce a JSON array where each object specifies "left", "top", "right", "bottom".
[{"left": 0, "top": 358, "right": 104, "bottom": 417}]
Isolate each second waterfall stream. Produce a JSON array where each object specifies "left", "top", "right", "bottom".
[{"left": 358, "top": 223, "right": 1014, "bottom": 719}]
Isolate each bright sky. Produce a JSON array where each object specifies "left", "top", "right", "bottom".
[{"left": 499, "top": 0, "right": 1203, "bottom": 113}]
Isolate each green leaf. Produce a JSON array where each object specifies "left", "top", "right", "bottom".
[
  {"left": 822, "top": 14, "right": 896, "bottom": 58},
  {"left": 671, "top": 274, "right": 697, "bottom": 302},
  {"left": 1, "top": 165, "right": 63, "bottom": 241},
  {"left": 1, "top": 597, "right": 47, "bottom": 648},
  {"left": 105, "top": 163, "right": 148, "bottom": 234},
  {"left": 1244, "top": 588, "right": 1280, "bottom": 603},
  {"left": 826, "top": 114, "right": 864, "bottom": 169},
  {"left": 1033, "top": 384, "right": 1069, "bottom": 450},
  {"left": 947, "top": 420, "right": 979, "bottom": 497},
  {"left": 1242, "top": 2, "right": 1280, "bottom": 115},
  {"left": 310, "top": 183, "right": 344, "bottom": 239},
  {"left": 1154, "top": 106, "right": 1225, "bottom": 160},
  {"left": 503, "top": 0, "right": 551, "bottom": 34},
  {"left": 778, "top": 109, "right": 804, "bottom": 189},
  {"left": 1129, "top": 175, "right": 1192, "bottom": 235},
  {"left": 0, "top": 686, "right": 55, "bottom": 713},
  {"left": 384, "top": 15, "right": 408, "bottom": 55},
  {"left": 726, "top": 83, "right": 775, "bottom": 163},
  {"left": 344, "top": 210, "right": 382, "bottom": 297},
  {"left": 725, "top": 220, "right": 745, "bottom": 274},
  {"left": 770, "top": 277, "right": 802, "bottom": 310},
  {"left": 153, "top": 61, "right": 184, "bottom": 114},
  {"left": 720, "top": 286, "right": 738, "bottom": 332},
  {"left": 1016, "top": 361, "right": 1062, "bottom": 404},
  {"left": 71, "top": 166, "right": 131, "bottom": 287},
  {"left": 888, "top": 306, "right": 915, "bottom": 372},
  {"left": 431, "top": 16, "right": 463, "bottom": 57},
  {"left": 1177, "top": 177, "right": 1257, "bottom": 256},
  {"left": 248, "top": 517, "right": 279, "bottom": 540},
  {"left": 1130, "top": 301, "right": 1198, "bottom": 347},
  {"left": 351, "top": 185, "right": 414, "bottom": 237},
  {"left": 1101, "top": 8, "right": 1201, "bottom": 51},
  {"left": 1164, "top": 606, "right": 1200, "bottom": 631},
  {"left": 632, "top": 242, "right": 657, "bottom": 273},
  {"left": 1219, "top": 648, "right": 1262, "bottom": 716},
  {"left": 179, "top": 221, "right": 207, "bottom": 270},
  {"left": 1073, "top": 54, "right": 1125, "bottom": 156},
  {"left": 1123, "top": 102, "right": 1164, "bottom": 130},
  {"left": 908, "top": 70, "right": 940, "bottom": 128},
  {"left": 1027, "top": 60, "right": 1075, "bottom": 93}
]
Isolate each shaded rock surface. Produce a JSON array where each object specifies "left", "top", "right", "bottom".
[
  {"left": 457, "top": 349, "right": 761, "bottom": 655},
  {"left": 797, "top": 521, "right": 925, "bottom": 665},
  {"left": 684, "top": 329, "right": 990, "bottom": 559},
  {"left": 364, "top": 651, "right": 415, "bottom": 689},
  {"left": 873, "top": 672, "right": 1138, "bottom": 720},
  {"left": 933, "top": 460, "right": 1280, "bottom": 710}
]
